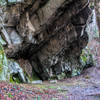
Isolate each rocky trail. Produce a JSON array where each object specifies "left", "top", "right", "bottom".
[{"left": 0, "top": 38, "right": 99, "bottom": 100}]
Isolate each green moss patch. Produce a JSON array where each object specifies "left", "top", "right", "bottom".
[{"left": 80, "top": 47, "right": 94, "bottom": 68}]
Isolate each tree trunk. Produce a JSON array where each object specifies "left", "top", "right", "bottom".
[
  {"left": 0, "top": 0, "right": 91, "bottom": 80},
  {"left": 95, "top": 0, "right": 100, "bottom": 38}
]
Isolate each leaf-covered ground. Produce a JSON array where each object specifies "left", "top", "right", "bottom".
[{"left": 0, "top": 39, "right": 100, "bottom": 100}]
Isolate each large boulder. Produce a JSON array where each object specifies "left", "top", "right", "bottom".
[{"left": 0, "top": 0, "right": 93, "bottom": 81}]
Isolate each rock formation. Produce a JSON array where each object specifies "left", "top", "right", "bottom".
[{"left": 0, "top": 0, "right": 93, "bottom": 81}]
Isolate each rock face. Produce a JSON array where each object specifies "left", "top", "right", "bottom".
[
  {"left": 0, "top": 0, "right": 93, "bottom": 81},
  {"left": 0, "top": 43, "right": 8, "bottom": 81}
]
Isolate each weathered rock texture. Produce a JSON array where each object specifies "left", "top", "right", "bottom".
[{"left": 0, "top": 0, "right": 92, "bottom": 80}]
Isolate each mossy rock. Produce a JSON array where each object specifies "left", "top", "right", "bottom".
[
  {"left": 24, "top": 71, "right": 40, "bottom": 83},
  {"left": 10, "top": 73, "right": 23, "bottom": 83},
  {"left": 0, "top": 43, "right": 8, "bottom": 81},
  {"left": 71, "top": 47, "right": 94, "bottom": 77},
  {"left": 80, "top": 47, "right": 94, "bottom": 68},
  {"left": 57, "top": 72, "right": 66, "bottom": 80},
  {"left": 8, "top": 59, "right": 40, "bottom": 83}
]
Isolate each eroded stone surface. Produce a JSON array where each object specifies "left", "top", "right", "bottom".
[{"left": 0, "top": 0, "right": 93, "bottom": 80}]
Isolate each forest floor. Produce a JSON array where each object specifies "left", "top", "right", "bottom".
[{"left": 0, "top": 38, "right": 100, "bottom": 100}]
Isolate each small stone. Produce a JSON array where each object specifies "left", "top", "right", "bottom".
[
  {"left": 50, "top": 80, "right": 57, "bottom": 84},
  {"left": 32, "top": 80, "right": 43, "bottom": 84}
]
